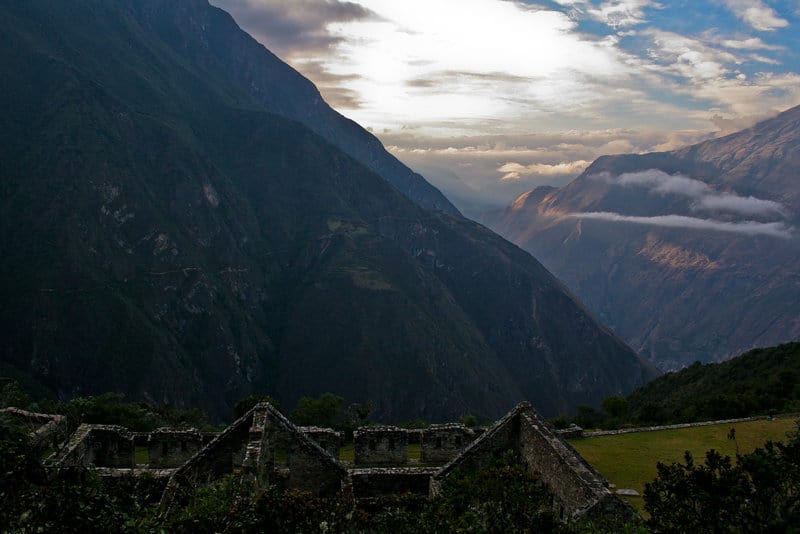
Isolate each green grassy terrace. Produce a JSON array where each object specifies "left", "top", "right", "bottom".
[{"left": 569, "top": 416, "right": 798, "bottom": 512}]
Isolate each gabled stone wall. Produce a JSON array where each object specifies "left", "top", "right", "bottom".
[
  {"left": 56, "top": 424, "right": 134, "bottom": 468},
  {"left": 0, "top": 407, "right": 67, "bottom": 453},
  {"left": 299, "top": 426, "right": 342, "bottom": 457},
  {"left": 353, "top": 426, "right": 408, "bottom": 465}
]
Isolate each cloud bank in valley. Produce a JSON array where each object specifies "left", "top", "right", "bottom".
[
  {"left": 571, "top": 169, "right": 793, "bottom": 238},
  {"left": 567, "top": 212, "right": 793, "bottom": 238},
  {"left": 602, "top": 169, "right": 788, "bottom": 217}
]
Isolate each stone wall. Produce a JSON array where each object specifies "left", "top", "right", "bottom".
[
  {"left": 517, "top": 412, "right": 611, "bottom": 519},
  {"left": 350, "top": 467, "right": 438, "bottom": 499},
  {"left": 432, "top": 403, "right": 636, "bottom": 526},
  {"left": 161, "top": 403, "right": 349, "bottom": 507},
  {"left": 56, "top": 424, "right": 134, "bottom": 468},
  {"left": 582, "top": 416, "right": 767, "bottom": 438},
  {"left": 299, "top": 426, "right": 342, "bottom": 458},
  {"left": 354, "top": 426, "right": 408, "bottom": 465},
  {"left": 0, "top": 407, "right": 67, "bottom": 453},
  {"left": 421, "top": 424, "right": 475, "bottom": 463},
  {"left": 147, "top": 429, "right": 204, "bottom": 468}
]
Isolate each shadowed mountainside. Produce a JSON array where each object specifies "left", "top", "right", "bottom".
[{"left": 0, "top": 0, "right": 656, "bottom": 421}]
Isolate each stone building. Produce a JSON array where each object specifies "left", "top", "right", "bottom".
[
  {"left": 299, "top": 426, "right": 342, "bottom": 457},
  {"left": 432, "top": 403, "right": 636, "bottom": 523},
  {"left": 353, "top": 426, "right": 408, "bottom": 465},
  {"left": 23, "top": 401, "right": 635, "bottom": 525},
  {"left": 147, "top": 429, "right": 204, "bottom": 468},
  {"left": 420, "top": 423, "right": 475, "bottom": 463},
  {"left": 56, "top": 424, "right": 135, "bottom": 468}
]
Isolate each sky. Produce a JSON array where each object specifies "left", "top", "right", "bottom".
[{"left": 210, "top": 0, "right": 800, "bottom": 210}]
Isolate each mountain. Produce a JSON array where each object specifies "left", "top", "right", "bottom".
[
  {"left": 625, "top": 342, "right": 800, "bottom": 423},
  {"left": 0, "top": 0, "right": 656, "bottom": 422},
  {"left": 486, "top": 106, "right": 800, "bottom": 371}
]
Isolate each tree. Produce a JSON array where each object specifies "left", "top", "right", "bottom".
[
  {"left": 290, "top": 393, "right": 344, "bottom": 427},
  {"left": 602, "top": 396, "right": 629, "bottom": 419}
]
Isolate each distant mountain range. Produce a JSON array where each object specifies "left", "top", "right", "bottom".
[
  {"left": 0, "top": 0, "right": 656, "bottom": 421},
  {"left": 486, "top": 106, "right": 800, "bottom": 370}
]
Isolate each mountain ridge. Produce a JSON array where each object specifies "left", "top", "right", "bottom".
[
  {"left": 0, "top": 0, "right": 656, "bottom": 421},
  {"left": 485, "top": 106, "right": 800, "bottom": 370}
]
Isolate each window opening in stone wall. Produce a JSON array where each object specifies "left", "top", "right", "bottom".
[
  {"left": 369, "top": 439, "right": 377, "bottom": 451},
  {"left": 388, "top": 438, "right": 395, "bottom": 450},
  {"left": 162, "top": 442, "right": 168, "bottom": 456},
  {"left": 435, "top": 437, "right": 442, "bottom": 449},
  {"left": 181, "top": 441, "right": 188, "bottom": 452},
  {"left": 455, "top": 435, "right": 462, "bottom": 447}
]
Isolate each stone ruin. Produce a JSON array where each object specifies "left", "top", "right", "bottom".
[
  {"left": 299, "top": 426, "right": 342, "bottom": 457},
  {"left": 420, "top": 423, "right": 476, "bottom": 463},
  {"left": 0, "top": 407, "right": 67, "bottom": 453},
  {"left": 147, "top": 428, "right": 204, "bottom": 468},
  {"left": 160, "top": 403, "right": 349, "bottom": 508},
  {"left": 353, "top": 426, "right": 408, "bottom": 465},
  {"left": 432, "top": 403, "right": 636, "bottom": 523},
  {"left": 19, "top": 401, "right": 635, "bottom": 525},
  {"left": 56, "top": 424, "right": 135, "bottom": 468}
]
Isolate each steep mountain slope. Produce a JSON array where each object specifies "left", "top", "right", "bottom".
[
  {"left": 0, "top": 0, "right": 655, "bottom": 421},
  {"left": 141, "top": 0, "right": 460, "bottom": 216},
  {"left": 625, "top": 342, "right": 800, "bottom": 423},
  {"left": 487, "top": 107, "right": 800, "bottom": 370}
]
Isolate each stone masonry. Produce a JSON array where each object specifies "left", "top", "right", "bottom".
[
  {"left": 420, "top": 423, "right": 475, "bottom": 463},
  {"left": 299, "top": 426, "right": 342, "bottom": 457},
  {"left": 22, "top": 402, "right": 637, "bottom": 525},
  {"left": 147, "top": 428, "right": 204, "bottom": 468},
  {"left": 353, "top": 426, "right": 408, "bottom": 465},
  {"left": 56, "top": 424, "right": 135, "bottom": 468}
]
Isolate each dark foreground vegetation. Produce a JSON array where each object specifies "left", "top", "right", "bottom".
[{"left": 3, "top": 380, "right": 800, "bottom": 532}]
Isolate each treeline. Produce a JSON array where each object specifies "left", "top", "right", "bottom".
[{"left": 555, "top": 342, "right": 800, "bottom": 430}]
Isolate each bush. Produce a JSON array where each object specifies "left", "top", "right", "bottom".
[{"left": 645, "top": 422, "right": 800, "bottom": 533}]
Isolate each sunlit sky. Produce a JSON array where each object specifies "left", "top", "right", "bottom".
[{"left": 211, "top": 0, "right": 800, "bottom": 209}]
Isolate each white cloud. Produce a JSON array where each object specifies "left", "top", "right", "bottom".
[
  {"left": 586, "top": 0, "right": 662, "bottom": 28},
  {"left": 720, "top": 37, "right": 782, "bottom": 50},
  {"left": 698, "top": 192, "right": 788, "bottom": 217},
  {"left": 215, "top": 0, "right": 800, "bottom": 206},
  {"left": 598, "top": 169, "right": 788, "bottom": 217},
  {"left": 721, "top": 0, "right": 789, "bottom": 31},
  {"left": 567, "top": 212, "right": 793, "bottom": 238},
  {"left": 498, "top": 160, "right": 591, "bottom": 180},
  {"left": 313, "top": 0, "right": 636, "bottom": 127},
  {"left": 644, "top": 29, "right": 739, "bottom": 82}
]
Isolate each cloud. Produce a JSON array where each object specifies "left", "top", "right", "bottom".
[
  {"left": 721, "top": 0, "right": 789, "bottom": 31},
  {"left": 498, "top": 160, "right": 591, "bottom": 180},
  {"left": 213, "top": 0, "right": 800, "bottom": 208},
  {"left": 211, "top": 0, "right": 376, "bottom": 58},
  {"left": 720, "top": 37, "right": 783, "bottom": 50},
  {"left": 698, "top": 192, "right": 788, "bottom": 217},
  {"left": 567, "top": 211, "right": 793, "bottom": 238},
  {"left": 586, "top": 0, "right": 662, "bottom": 28},
  {"left": 597, "top": 169, "right": 788, "bottom": 218}
]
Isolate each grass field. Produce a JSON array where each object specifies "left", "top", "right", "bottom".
[
  {"left": 569, "top": 417, "right": 798, "bottom": 511},
  {"left": 339, "top": 443, "right": 422, "bottom": 464}
]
